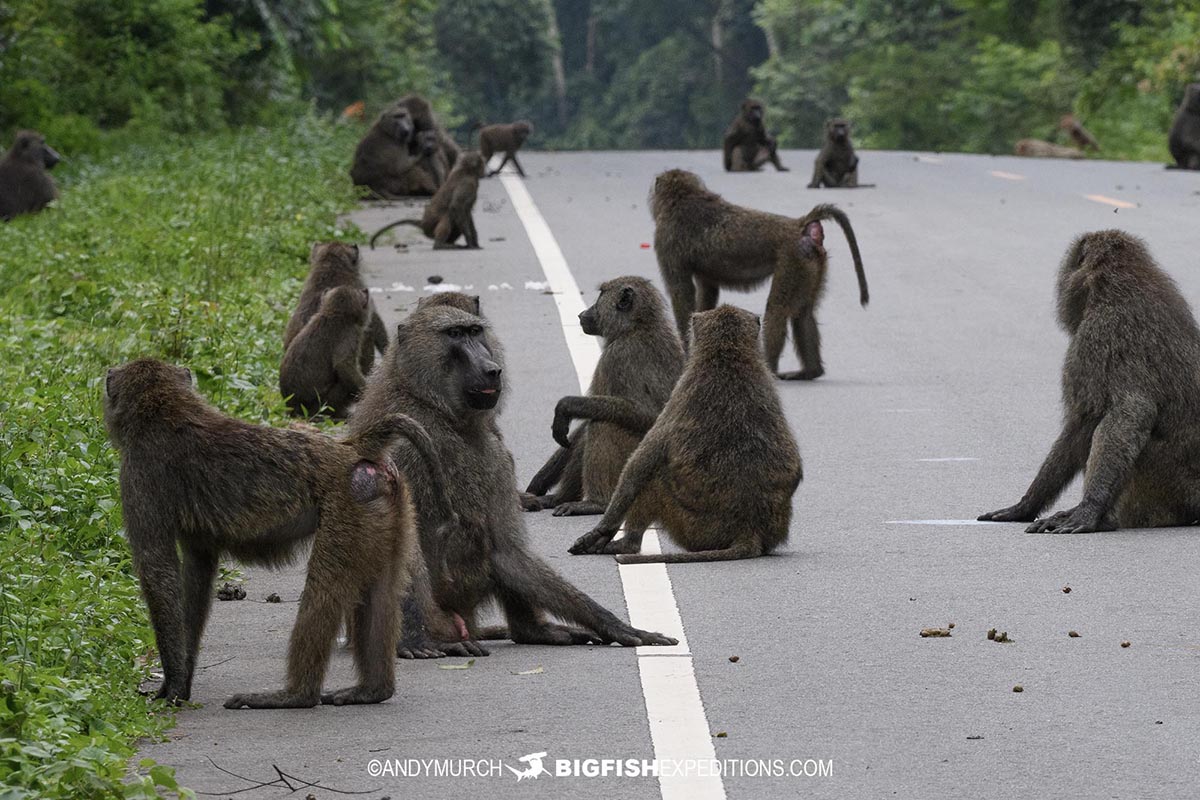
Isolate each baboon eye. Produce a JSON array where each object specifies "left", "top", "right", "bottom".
[
  {"left": 469, "top": 325, "right": 483, "bottom": 336},
  {"left": 447, "top": 327, "right": 462, "bottom": 339}
]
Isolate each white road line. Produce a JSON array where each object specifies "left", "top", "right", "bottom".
[
  {"left": 1084, "top": 193, "right": 1136, "bottom": 209},
  {"left": 886, "top": 519, "right": 994, "bottom": 526},
  {"left": 989, "top": 170, "right": 1026, "bottom": 181},
  {"left": 500, "top": 174, "right": 724, "bottom": 800},
  {"left": 916, "top": 457, "right": 978, "bottom": 462}
]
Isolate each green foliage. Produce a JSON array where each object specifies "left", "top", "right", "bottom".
[{"left": 0, "top": 117, "right": 361, "bottom": 798}]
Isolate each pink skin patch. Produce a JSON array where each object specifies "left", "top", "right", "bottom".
[
  {"left": 805, "top": 221, "right": 825, "bottom": 246},
  {"left": 452, "top": 612, "right": 470, "bottom": 641}
]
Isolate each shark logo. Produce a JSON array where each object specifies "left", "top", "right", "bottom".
[{"left": 506, "top": 751, "right": 550, "bottom": 781}]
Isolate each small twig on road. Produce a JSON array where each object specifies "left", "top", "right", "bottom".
[
  {"left": 198, "top": 655, "right": 236, "bottom": 670},
  {"left": 196, "top": 756, "right": 380, "bottom": 796}
]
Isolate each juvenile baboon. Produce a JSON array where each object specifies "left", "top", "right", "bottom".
[
  {"left": 1014, "top": 138, "right": 1085, "bottom": 159},
  {"left": 571, "top": 305, "right": 802, "bottom": 561},
  {"left": 979, "top": 230, "right": 1200, "bottom": 533},
  {"left": 350, "top": 106, "right": 420, "bottom": 199},
  {"left": 1168, "top": 83, "right": 1200, "bottom": 170},
  {"left": 1059, "top": 114, "right": 1100, "bottom": 151},
  {"left": 399, "top": 130, "right": 449, "bottom": 196},
  {"left": 650, "top": 169, "right": 869, "bottom": 379},
  {"left": 104, "top": 358, "right": 451, "bottom": 708},
  {"left": 808, "top": 119, "right": 873, "bottom": 188},
  {"left": 478, "top": 121, "right": 533, "bottom": 177},
  {"left": 348, "top": 303, "right": 677, "bottom": 654},
  {"left": 280, "top": 286, "right": 370, "bottom": 418},
  {"left": 0, "top": 130, "right": 60, "bottom": 221},
  {"left": 284, "top": 242, "right": 388, "bottom": 374},
  {"left": 723, "top": 99, "right": 788, "bottom": 172},
  {"left": 368, "top": 152, "right": 486, "bottom": 250},
  {"left": 398, "top": 93, "right": 461, "bottom": 170},
  {"left": 525, "top": 277, "right": 684, "bottom": 517}
]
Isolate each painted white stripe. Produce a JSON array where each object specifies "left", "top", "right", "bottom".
[
  {"left": 916, "top": 457, "right": 978, "bottom": 462},
  {"left": 500, "top": 174, "right": 723, "bottom": 800},
  {"left": 1084, "top": 193, "right": 1136, "bottom": 209},
  {"left": 989, "top": 170, "right": 1026, "bottom": 181},
  {"left": 886, "top": 519, "right": 995, "bottom": 526}
]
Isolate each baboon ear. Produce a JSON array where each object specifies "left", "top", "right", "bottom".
[{"left": 617, "top": 287, "right": 635, "bottom": 312}]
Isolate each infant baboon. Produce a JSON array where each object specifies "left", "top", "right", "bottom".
[
  {"left": 280, "top": 286, "right": 370, "bottom": 418},
  {"left": 1168, "top": 83, "right": 1200, "bottom": 170},
  {"left": 723, "top": 98, "right": 788, "bottom": 172},
  {"left": 571, "top": 305, "right": 802, "bottom": 561},
  {"left": 1014, "top": 139, "right": 1084, "bottom": 159},
  {"left": 809, "top": 119, "right": 872, "bottom": 188},
  {"left": 650, "top": 169, "right": 868, "bottom": 379},
  {"left": 979, "top": 230, "right": 1200, "bottom": 533},
  {"left": 397, "top": 93, "right": 461, "bottom": 170},
  {"left": 350, "top": 106, "right": 421, "bottom": 199},
  {"left": 396, "top": 130, "right": 448, "bottom": 196},
  {"left": 525, "top": 277, "right": 684, "bottom": 518},
  {"left": 104, "top": 358, "right": 448, "bottom": 708},
  {"left": 0, "top": 130, "right": 60, "bottom": 221},
  {"left": 348, "top": 303, "right": 677, "bottom": 654},
  {"left": 1059, "top": 114, "right": 1100, "bottom": 151},
  {"left": 285, "top": 242, "right": 388, "bottom": 374},
  {"left": 369, "top": 152, "right": 486, "bottom": 250},
  {"left": 479, "top": 121, "right": 533, "bottom": 177}
]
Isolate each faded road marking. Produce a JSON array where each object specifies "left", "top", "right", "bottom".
[
  {"left": 1084, "top": 194, "right": 1136, "bottom": 209},
  {"left": 990, "top": 170, "right": 1026, "bottom": 181}
]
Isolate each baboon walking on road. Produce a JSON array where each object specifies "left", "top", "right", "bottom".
[
  {"left": 650, "top": 169, "right": 868, "bottom": 379},
  {"left": 479, "top": 121, "right": 533, "bottom": 177},
  {"left": 369, "top": 152, "right": 486, "bottom": 250},
  {"left": 348, "top": 303, "right": 677, "bottom": 655},
  {"left": 571, "top": 306, "right": 802, "bottom": 562},
  {"left": 0, "top": 130, "right": 60, "bottom": 220},
  {"left": 525, "top": 277, "right": 684, "bottom": 517},
  {"left": 979, "top": 230, "right": 1200, "bottom": 533},
  {"left": 723, "top": 99, "right": 788, "bottom": 172}
]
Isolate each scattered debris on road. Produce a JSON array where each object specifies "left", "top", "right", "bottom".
[{"left": 216, "top": 583, "right": 245, "bottom": 601}]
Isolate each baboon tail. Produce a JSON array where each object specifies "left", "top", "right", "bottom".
[
  {"left": 804, "top": 204, "right": 869, "bottom": 307},
  {"left": 369, "top": 219, "right": 423, "bottom": 250},
  {"left": 347, "top": 413, "right": 455, "bottom": 521}
]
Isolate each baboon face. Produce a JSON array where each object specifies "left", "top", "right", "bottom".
[
  {"left": 459, "top": 152, "right": 486, "bottom": 178},
  {"left": 579, "top": 277, "right": 653, "bottom": 338},
  {"left": 690, "top": 305, "right": 760, "bottom": 352},
  {"left": 741, "top": 99, "right": 764, "bottom": 125},
  {"left": 103, "top": 359, "right": 194, "bottom": 442},
  {"left": 828, "top": 119, "right": 850, "bottom": 143},
  {"left": 416, "top": 130, "right": 438, "bottom": 157},
  {"left": 11, "top": 130, "right": 60, "bottom": 169},
  {"left": 380, "top": 107, "right": 414, "bottom": 143},
  {"left": 403, "top": 310, "right": 502, "bottom": 412},
  {"left": 321, "top": 285, "right": 370, "bottom": 320}
]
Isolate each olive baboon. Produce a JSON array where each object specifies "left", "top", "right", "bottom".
[
  {"left": 1014, "top": 139, "right": 1084, "bottom": 159},
  {"left": 0, "top": 130, "right": 60, "bottom": 221},
  {"left": 280, "top": 286, "right": 370, "bottom": 418},
  {"left": 525, "top": 277, "right": 684, "bottom": 517},
  {"left": 104, "top": 358, "right": 450, "bottom": 708},
  {"left": 1168, "top": 83, "right": 1200, "bottom": 170},
  {"left": 350, "top": 106, "right": 421, "bottom": 199},
  {"left": 368, "top": 152, "right": 486, "bottom": 250},
  {"left": 723, "top": 98, "right": 788, "bottom": 172},
  {"left": 571, "top": 305, "right": 802, "bottom": 561},
  {"left": 808, "top": 119, "right": 873, "bottom": 188},
  {"left": 285, "top": 242, "right": 388, "bottom": 374},
  {"left": 479, "top": 121, "right": 533, "bottom": 177},
  {"left": 650, "top": 169, "right": 868, "bottom": 379},
  {"left": 394, "top": 130, "right": 448, "bottom": 196},
  {"left": 348, "top": 303, "right": 678, "bottom": 655},
  {"left": 398, "top": 93, "right": 461, "bottom": 170},
  {"left": 1059, "top": 114, "right": 1100, "bottom": 151},
  {"left": 979, "top": 230, "right": 1200, "bottom": 533}
]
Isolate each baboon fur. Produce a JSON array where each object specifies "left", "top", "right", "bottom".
[
  {"left": 350, "top": 106, "right": 421, "bottom": 199},
  {"left": 1015, "top": 138, "right": 1085, "bottom": 159},
  {"left": 723, "top": 98, "right": 788, "bottom": 172},
  {"left": 397, "top": 93, "right": 461, "bottom": 170},
  {"left": 280, "top": 285, "right": 370, "bottom": 418},
  {"left": 479, "top": 121, "right": 533, "bottom": 177},
  {"left": 369, "top": 152, "right": 486, "bottom": 250},
  {"left": 809, "top": 119, "right": 872, "bottom": 188},
  {"left": 979, "top": 230, "right": 1200, "bottom": 533},
  {"left": 525, "top": 277, "right": 685, "bottom": 519},
  {"left": 571, "top": 305, "right": 803, "bottom": 562},
  {"left": 1168, "top": 83, "right": 1200, "bottom": 170},
  {"left": 0, "top": 130, "right": 60, "bottom": 220},
  {"left": 1059, "top": 114, "right": 1100, "bottom": 151}
]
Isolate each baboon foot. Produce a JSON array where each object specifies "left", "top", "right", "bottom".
[
  {"left": 437, "top": 640, "right": 490, "bottom": 658},
  {"left": 142, "top": 679, "right": 189, "bottom": 705},
  {"left": 396, "top": 638, "right": 447, "bottom": 659},
  {"left": 512, "top": 623, "right": 602, "bottom": 646},
  {"left": 321, "top": 684, "right": 394, "bottom": 706},
  {"left": 518, "top": 491, "right": 544, "bottom": 512},
  {"left": 552, "top": 500, "right": 606, "bottom": 517},
  {"left": 1026, "top": 507, "right": 1113, "bottom": 534},
  {"left": 569, "top": 528, "right": 618, "bottom": 555},
  {"left": 778, "top": 368, "right": 823, "bottom": 381},
  {"left": 978, "top": 502, "right": 1039, "bottom": 523},
  {"left": 224, "top": 689, "right": 320, "bottom": 709},
  {"left": 599, "top": 536, "right": 643, "bottom": 555},
  {"left": 600, "top": 625, "right": 679, "bottom": 648}
]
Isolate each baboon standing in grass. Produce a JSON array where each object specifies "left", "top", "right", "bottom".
[
  {"left": 571, "top": 305, "right": 802, "bottom": 561},
  {"left": 979, "top": 230, "right": 1200, "bottom": 533},
  {"left": 0, "top": 130, "right": 60, "bottom": 220}
]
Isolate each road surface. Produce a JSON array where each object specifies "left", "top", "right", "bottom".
[{"left": 139, "top": 149, "right": 1200, "bottom": 799}]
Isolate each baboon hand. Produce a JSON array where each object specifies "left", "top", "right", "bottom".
[
  {"left": 551, "top": 405, "right": 573, "bottom": 448},
  {"left": 607, "top": 626, "right": 678, "bottom": 647},
  {"left": 569, "top": 527, "right": 618, "bottom": 555},
  {"left": 321, "top": 684, "right": 395, "bottom": 705},
  {"left": 223, "top": 690, "right": 320, "bottom": 709},
  {"left": 1025, "top": 506, "right": 1112, "bottom": 534},
  {"left": 518, "top": 491, "right": 544, "bottom": 512},
  {"left": 437, "top": 640, "right": 490, "bottom": 658},
  {"left": 978, "top": 502, "right": 1039, "bottom": 523}
]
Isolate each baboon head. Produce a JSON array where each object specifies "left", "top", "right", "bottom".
[
  {"left": 579, "top": 276, "right": 663, "bottom": 340},
  {"left": 398, "top": 94, "right": 436, "bottom": 130},
  {"left": 1055, "top": 230, "right": 1151, "bottom": 333},
  {"left": 827, "top": 118, "right": 851, "bottom": 144},
  {"left": 417, "top": 292, "right": 482, "bottom": 315},
  {"left": 457, "top": 152, "right": 486, "bottom": 178},
  {"left": 311, "top": 241, "right": 361, "bottom": 270},
  {"left": 740, "top": 99, "right": 765, "bottom": 125},
  {"left": 513, "top": 120, "right": 534, "bottom": 138},
  {"left": 415, "top": 130, "right": 439, "bottom": 158},
  {"left": 1186, "top": 83, "right": 1200, "bottom": 111},
  {"left": 690, "top": 305, "right": 760, "bottom": 354},
  {"left": 10, "top": 130, "right": 61, "bottom": 169},
  {"left": 397, "top": 306, "right": 504, "bottom": 414},
  {"left": 320, "top": 285, "right": 370, "bottom": 321},
  {"left": 649, "top": 169, "right": 708, "bottom": 219},
  {"left": 378, "top": 106, "right": 414, "bottom": 143},
  {"left": 103, "top": 358, "right": 195, "bottom": 447}
]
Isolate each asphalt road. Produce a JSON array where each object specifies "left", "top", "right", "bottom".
[{"left": 139, "top": 149, "right": 1200, "bottom": 799}]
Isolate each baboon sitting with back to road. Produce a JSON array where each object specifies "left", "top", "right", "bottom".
[
  {"left": 280, "top": 286, "right": 370, "bottom": 418},
  {"left": 808, "top": 119, "right": 872, "bottom": 188},
  {"left": 398, "top": 93, "right": 461, "bottom": 170},
  {"left": 285, "top": 242, "right": 388, "bottom": 374},
  {"left": 1014, "top": 139, "right": 1084, "bottom": 159},
  {"left": 479, "top": 120, "right": 533, "bottom": 177},
  {"left": 1059, "top": 114, "right": 1100, "bottom": 151},
  {"left": 348, "top": 302, "right": 678, "bottom": 654},
  {"left": 104, "top": 358, "right": 451, "bottom": 707},
  {"left": 1168, "top": 83, "right": 1200, "bottom": 170},
  {"left": 979, "top": 230, "right": 1200, "bottom": 533},
  {"left": 525, "top": 277, "right": 685, "bottom": 517},
  {"left": 369, "top": 152, "right": 486, "bottom": 250},
  {"left": 350, "top": 105, "right": 421, "bottom": 200},
  {"left": 0, "top": 130, "right": 60, "bottom": 221},
  {"left": 723, "top": 99, "right": 788, "bottom": 172},
  {"left": 650, "top": 169, "right": 869, "bottom": 380},
  {"left": 571, "top": 305, "right": 802, "bottom": 561}
]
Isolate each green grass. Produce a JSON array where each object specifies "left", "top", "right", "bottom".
[{"left": 0, "top": 116, "right": 361, "bottom": 798}]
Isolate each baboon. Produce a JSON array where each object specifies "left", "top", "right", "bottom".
[
  {"left": 571, "top": 305, "right": 802, "bottom": 561},
  {"left": 104, "top": 358, "right": 452, "bottom": 708},
  {"left": 398, "top": 93, "right": 461, "bottom": 170},
  {"left": 808, "top": 119, "right": 873, "bottom": 188},
  {"left": 979, "top": 230, "right": 1200, "bottom": 533},
  {"left": 723, "top": 98, "right": 788, "bottom": 172},
  {"left": 350, "top": 106, "right": 421, "bottom": 199},
  {"left": 1168, "top": 83, "right": 1200, "bottom": 170},
  {"left": 1059, "top": 114, "right": 1100, "bottom": 151},
  {"left": 0, "top": 130, "right": 60, "bottom": 221},
  {"left": 1014, "top": 139, "right": 1084, "bottom": 159},
  {"left": 280, "top": 286, "right": 370, "bottom": 418},
  {"left": 393, "top": 130, "right": 448, "bottom": 196},
  {"left": 525, "top": 277, "right": 685, "bottom": 517},
  {"left": 416, "top": 291, "right": 481, "bottom": 314},
  {"left": 478, "top": 121, "right": 533, "bottom": 177},
  {"left": 348, "top": 303, "right": 677, "bottom": 655},
  {"left": 284, "top": 242, "right": 388, "bottom": 374},
  {"left": 650, "top": 169, "right": 868, "bottom": 380},
  {"left": 368, "top": 152, "right": 486, "bottom": 250}
]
